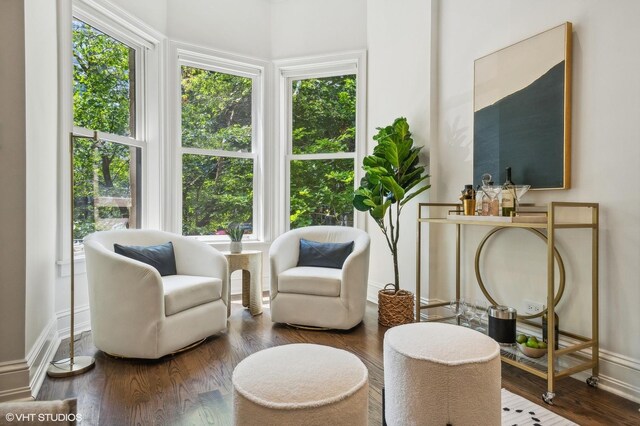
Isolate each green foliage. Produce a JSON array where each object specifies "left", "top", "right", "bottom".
[
  {"left": 290, "top": 159, "right": 354, "bottom": 228},
  {"left": 225, "top": 224, "right": 244, "bottom": 242},
  {"left": 182, "top": 154, "right": 253, "bottom": 235},
  {"left": 73, "top": 137, "right": 137, "bottom": 240},
  {"left": 72, "top": 20, "right": 137, "bottom": 241},
  {"left": 181, "top": 66, "right": 252, "bottom": 151},
  {"left": 289, "top": 75, "right": 356, "bottom": 228},
  {"left": 72, "top": 18, "right": 358, "bottom": 239},
  {"left": 180, "top": 66, "right": 254, "bottom": 235},
  {"left": 354, "top": 117, "right": 430, "bottom": 291},
  {"left": 73, "top": 20, "right": 132, "bottom": 136}
]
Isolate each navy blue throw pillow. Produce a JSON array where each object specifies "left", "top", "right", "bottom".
[
  {"left": 297, "top": 238, "right": 354, "bottom": 269},
  {"left": 113, "top": 241, "right": 177, "bottom": 276}
]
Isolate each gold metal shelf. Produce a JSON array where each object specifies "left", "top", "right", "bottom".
[
  {"left": 419, "top": 217, "right": 550, "bottom": 228},
  {"left": 418, "top": 218, "right": 597, "bottom": 230},
  {"left": 420, "top": 306, "right": 597, "bottom": 381},
  {"left": 415, "top": 201, "right": 600, "bottom": 404}
]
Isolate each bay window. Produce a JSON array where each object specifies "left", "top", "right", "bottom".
[
  {"left": 71, "top": 17, "right": 144, "bottom": 243},
  {"left": 279, "top": 53, "right": 366, "bottom": 231},
  {"left": 177, "top": 55, "right": 263, "bottom": 239}
]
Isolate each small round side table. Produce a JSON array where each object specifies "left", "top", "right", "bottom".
[{"left": 222, "top": 250, "right": 263, "bottom": 316}]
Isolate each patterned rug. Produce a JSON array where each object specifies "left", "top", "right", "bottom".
[{"left": 502, "top": 389, "right": 577, "bottom": 425}]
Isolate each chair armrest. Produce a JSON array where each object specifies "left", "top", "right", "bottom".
[
  {"left": 84, "top": 241, "right": 165, "bottom": 331},
  {"left": 340, "top": 234, "right": 371, "bottom": 307},
  {"left": 268, "top": 232, "right": 300, "bottom": 297},
  {"left": 171, "top": 238, "right": 229, "bottom": 306}
]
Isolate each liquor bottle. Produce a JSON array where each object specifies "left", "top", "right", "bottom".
[
  {"left": 480, "top": 174, "right": 491, "bottom": 216},
  {"left": 501, "top": 167, "right": 515, "bottom": 217},
  {"left": 542, "top": 310, "right": 559, "bottom": 350},
  {"left": 481, "top": 188, "right": 490, "bottom": 216},
  {"left": 476, "top": 185, "right": 484, "bottom": 215}
]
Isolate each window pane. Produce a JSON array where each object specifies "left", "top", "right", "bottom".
[
  {"left": 73, "top": 137, "right": 141, "bottom": 242},
  {"left": 291, "top": 75, "right": 356, "bottom": 154},
  {"left": 182, "top": 154, "right": 253, "bottom": 236},
  {"left": 290, "top": 159, "right": 354, "bottom": 229},
  {"left": 181, "top": 66, "right": 252, "bottom": 152},
  {"left": 72, "top": 19, "right": 135, "bottom": 137}
]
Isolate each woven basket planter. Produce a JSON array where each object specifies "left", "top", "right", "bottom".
[{"left": 378, "top": 284, "right": 415, "bottom": 327}]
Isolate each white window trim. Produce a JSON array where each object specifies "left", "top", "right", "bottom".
[
  {"left": 274, "top": 51, "right": 367, "bottom": 234},
  {"left": 169, "top": 42, "right": 268, "bottom": 243},
  {"left": 56, "top": 0, "right": 165, "bottom": 267}
]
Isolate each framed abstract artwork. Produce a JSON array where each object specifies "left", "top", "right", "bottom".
[{"left": 473, "top": 22, "right": 572, "bottom": 189}]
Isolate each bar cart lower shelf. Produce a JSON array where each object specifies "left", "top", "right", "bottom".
[{"left": 416, "top": 202, "right": 600, "bottom": 404}]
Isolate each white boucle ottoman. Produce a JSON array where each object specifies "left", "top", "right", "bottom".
[
  {"left": 232, "top": 343, "right": 369, "bottom": 426},
  {"left": 384, "top": 322, "right": 501, "bottom": 426}
]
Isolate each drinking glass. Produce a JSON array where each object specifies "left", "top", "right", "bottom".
[
  {"left": 513, "top": 185, "right": 531, "bottom": 214},
  {"left": 448, "top": 300, "right": 463, "bottom": 325},
  {"left": 475, "top": 300, "right": 489, "bottom": 333},
  {"left": 460, "top": 299, "right": 474, "bottom": 328}
]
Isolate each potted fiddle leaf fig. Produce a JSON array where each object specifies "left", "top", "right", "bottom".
[{"left": 353, "top": 117, "right": 430, "bottom": 326}]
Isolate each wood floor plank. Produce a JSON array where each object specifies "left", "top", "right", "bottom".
[{"left": 37, "top": 301, "right": 640, "bottom": 425}]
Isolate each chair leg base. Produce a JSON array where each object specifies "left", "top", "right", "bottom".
[
  {"left": 103, "top": 338, "right": 207, "bottom": 359},
  {"left": 286, "top": 323, "right": 332, "bottom": 331}
]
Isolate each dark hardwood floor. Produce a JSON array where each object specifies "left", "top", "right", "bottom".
[{"left": 38, "top": 300, "right": 639, "bottom": 425}]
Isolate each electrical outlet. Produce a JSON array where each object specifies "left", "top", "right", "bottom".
[{"left": 524, "top": 300, "right": 544, "bottom": 315}]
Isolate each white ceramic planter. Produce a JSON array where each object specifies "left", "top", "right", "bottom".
[{"left": 230, "top": 241, "right": 243, "bottom": 254}]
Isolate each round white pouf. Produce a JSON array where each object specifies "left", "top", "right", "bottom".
[
  {"left": 384, "top": 322, "right": 501, "bottom": 426},
  {"left": 232, "top": 343, "right": 369, "bottom": 426}
]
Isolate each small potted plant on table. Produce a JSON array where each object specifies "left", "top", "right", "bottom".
[
  {"left": 226, "top": 223, "right": 244, "bottom": 254},
  {"left": 353, "top": 117, "right": 430, "bottom": 327}
]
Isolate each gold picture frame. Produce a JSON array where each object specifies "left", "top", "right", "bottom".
[{"left": 473, "top": 22, "right": 572, "bottom": 189}]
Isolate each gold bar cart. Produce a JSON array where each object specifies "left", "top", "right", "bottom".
[{"left": 415, "top": 202, "right": 599, "bottom": 404}]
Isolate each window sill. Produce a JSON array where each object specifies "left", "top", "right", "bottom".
[
  {"left": 56, "top": 255, "right": 87, "bottom": 278},
  {"left": 55, "top": 240, "right": 271, "bottom": 278},
  {"left": 204, "top": 239, "right": 270, "bottom": 250}
]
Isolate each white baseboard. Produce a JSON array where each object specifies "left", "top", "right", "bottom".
[
  {"left": 229, "top": 274, "right": 270, "bottom": 296},
  {"left": 502, "top": 319, "right": 640, "bottom": 404},
  {"left": 572, "top": 349, "right": 640, "bottom": 404},
  {"left": 0, "top": 317, "right": 64, "bottom": 402},
  {"left": 0, "top": 360, "right": 31, "bottom": 402},
  {"left": 56, "top": 305, "right": 91, "bottom": 340},
  {"left": 26, "top": 317, "right": 59, "bottom": 399},
  {"left": 0, "top": 318, "right": 58, "bottom": 402},
  {"left": 366, "top": 281, "right": 640, "bottom": 404},
  {"left": 366, "top": 280, "right": 387, "bottom": 304}
]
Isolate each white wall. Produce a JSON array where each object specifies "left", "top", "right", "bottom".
[
  {"left": 270, "top": 0, "right": 367, "bottom": 59},
  {"left": 366, "top": 0, "right": 434, "bottom": 298},
  {"left": 166, "top": 0, "right": 271, "bottom": 59},
  {"left": 108, "top": 0, "right": 167, "bottom": 34},
  {"left": 433, "top": 0, "right": 640, "bottom": 400},
  {"left": 0, "top": 0, "right": 27, "bottom": 369},
  {"left": 24, "top": 0, "right": 58, "bottom": 357},
  {"left": 23, "top": 0, "right": 60, "bottom": 396},
  {"left": 0, "top": 0, "right": 58, "bottom": 402}
]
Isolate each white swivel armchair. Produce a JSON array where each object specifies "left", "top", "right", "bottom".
[
  {"left": 269, "top": 226, "right": 371, "bottom": 330},
  {"left": 84, "top": 229, "right": 229, "bottom": 359}
]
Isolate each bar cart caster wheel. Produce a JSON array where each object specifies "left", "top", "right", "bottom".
[
  {"left": 586, "top": 376, "right": 599, "bottom": 388},
  {"left": 542, "top": 391, "right": 555, "bottom": 405}
]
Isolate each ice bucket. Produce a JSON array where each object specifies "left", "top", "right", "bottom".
[{"left": 488, "top": 305, "right": 517, "bottom": 344}]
